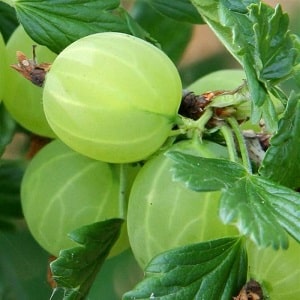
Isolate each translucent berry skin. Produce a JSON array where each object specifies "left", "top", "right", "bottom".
[
  {"left": 187, "top": 69, "right": 246, "bottom": 93},
  {"left": 3, "top": 26, "right": 56, "bottom": 137},
  {"left": 43, "top": 32, "right": 182, "bottom": 163},
  {"left": 247, "top": 238, "right": 300, "bottom": 300},
  {"left": 127, "top": 139, "right": 238, "bottom": 268},
  {"left": 21, "top": 139, "right": 139, "bottom": 257}
]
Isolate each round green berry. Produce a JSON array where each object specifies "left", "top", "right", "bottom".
[
  {"left": 43, "top": 32, "right": 182, "bottom": 163},
  {"left": 21, "top": 139, "right": 139, "bottom": 257}
]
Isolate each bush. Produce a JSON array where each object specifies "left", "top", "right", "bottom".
[{"left": 0, "top": 1, "right": 299, "bottom": 299}]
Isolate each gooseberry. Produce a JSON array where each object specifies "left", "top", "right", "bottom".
[
  {"left": 43, "top": 32, "right": 182, "bottom": 163},
  {"left": 127, "top": 139, "right": 238, "bottom": 268},
  {"left": 187, "top": 69, "right": 246, "bottom": 93},
  {"left": 21, "top": 139, "right": 140, "bottom": 257},
  {"left": 247, "top": 238, "right": 300, "bottom": 300},
  {"left": 3, "top": 25, "right": 56, "bottom": 137},
  {"left": 127, "top": 137, "right": 300, "bottom": 298}
]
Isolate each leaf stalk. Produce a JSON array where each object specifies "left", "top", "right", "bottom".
[
  {"left": 227, "top": 117, "right": 252, "bottom": 173},
  {"left": 220, "top": 125, "right": 238, "bottom": 163}
]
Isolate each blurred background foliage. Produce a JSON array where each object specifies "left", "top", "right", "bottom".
[{"left": 0, "top": 0, "right": 299, "bottom": 299}]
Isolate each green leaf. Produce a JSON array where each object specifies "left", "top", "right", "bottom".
[
  {"left": 166, "top": 151, "right": 247, "bottom": 191},
  {"left": 167, "top": 151, "right": 300, "bottom": 250},
  {"left": 249, "top": 4, "right": 297, "bottom": 83},
  {"left": 130, "top": 0, "right": 193, "bottom": 64},
  {"left": 123, "top": 237, "right": 247, "bottom": 300},
  {"left": 0, "top": 2, "right": 19, "bottom": 42},
  {"left": 293, "top": 34, "right": 300, "bottom": 75},
  {"left": 51, "top": 219, "right": 123, "bottom": 300},
  {"left": 190, "top": 0, "right": 257, "bottom": 65},
  {"left": 250, "top": 92, "right": 278, "bottom": 131},
  {"left": 0, "top": 160, "right": 24, "bottom": 229},
  {"left": 191, "top": 1, "right": 298, "bottom": 130},
  {"left": 259, "top": 92, "right": 300, "bottom": 189},
  {"left": 220, "top": 175, "right": 300, "bottom": 249},
  {"left": 0, "top": 228, "right": 52, "bottom": 299},
  {"left": 148, "top": 0, "right": 204, "bottom": 24},
  {"left": 191, "top": 1, "right": 297, "bottom": 89},
  {"left": 0, "top": 103, "right": 16, "bottom": 156},
  {"left": 122, "top": 9, "right": 160, "bottom": 48},
  {"left": 14, "top": 0, "right": 131, "bottom": 53}
]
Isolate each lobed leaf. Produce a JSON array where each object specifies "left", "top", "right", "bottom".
[
  {"left": 191, "top": 0, "right": 297, "bottom": 87},
  {"left": 259, "top": 92, "right": 300, "bottom": 189},
  {"left": 191, "top": 0, "right": 298, "bottom": 130},
  {"left": 249, "top": 4, "right": 297, "bottom": 82},
  {"left": 220, "top": 175, "right": 300, "bottom": 249},
  {"left": 50, "top": 219, "right": 123, "bottom": 299},
  {"left": 166, "top": 151, "right": 247, "bottom": 192},
  {"left": 167, "top": 150, "right": 300, "bottom": 250},
  {"left": 190, "top": 0, "right": 257, "bottom": 66},
  {"left": 14, "top": 0, "right": 131, "bottom": 53},
  {"left": 123, "top": 237, "right": 247, "bottom": 300}
]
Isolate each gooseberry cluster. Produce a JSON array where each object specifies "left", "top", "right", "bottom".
[{"left": 2, "top": 27, "right": 299, "bottom": 299}]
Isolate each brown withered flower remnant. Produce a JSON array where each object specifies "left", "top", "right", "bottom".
[{"left": 11, "top": 45, "right": 51, "bottom": 87}]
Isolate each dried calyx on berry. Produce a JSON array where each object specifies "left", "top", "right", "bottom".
[
  {"left": 179, "top": 82, "right": 251, "bottom": 125},
  {"left": 11, "top": 45, "right": 51, "bottom": 87}
]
